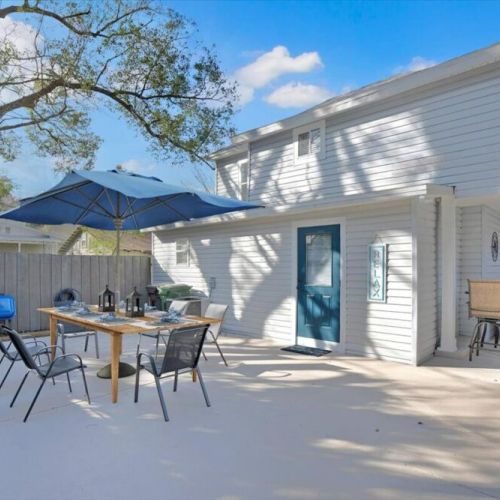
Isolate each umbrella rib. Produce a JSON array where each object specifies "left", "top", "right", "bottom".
[
  {"left": 20, "top": 180, "right": 92, "bottom": 204},
  {"left": 52, "top": 195, "right": 111, "bottom": 220},
  {"left": 123, "top": 197, "right": 139, "bottom": 229},
  {"left": 74, "top": 187, "right": 108, "bottom": 225},
  {"left": 104, "top": 189, "right": 119, "bottom": 218},
  {"left": 75, "top": 187, "right": 115, "bottom": 218},
  {"left": 128, "top": 193, "right": 189, "bottom": 219}
]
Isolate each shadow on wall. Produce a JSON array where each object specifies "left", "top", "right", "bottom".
[{"left": 156, "top": 99, "right": 456, "bottom": 358}]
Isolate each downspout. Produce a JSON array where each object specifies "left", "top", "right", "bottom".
[{"left": 434, "top": 197, "right": 442, "bottom": 352}]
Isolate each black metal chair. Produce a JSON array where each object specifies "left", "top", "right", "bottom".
[
  {"left": 134, "top": 324, "right": 211, "bottom": 422},
  {"left": 0, "top": 334, "right": 50, "bottom": 391},
  {"left": 2, "top": 326, "right": 91, "bottom": 422},
  {"left": 136, "top": 300, "right": 190, "bottom": 356},
  {"left": 54, "top": 288, "right": 99, "bottom": 358}
]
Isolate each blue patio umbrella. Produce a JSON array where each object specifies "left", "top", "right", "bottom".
[
  {"left": 0, "top": 169, "right": 261, "bottom": 377},
  {"left": 0, "top": 169, "right": 261, "bottom": 288}
]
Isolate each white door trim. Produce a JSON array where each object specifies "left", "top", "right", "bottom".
[{"left": 290, "top": 217, "right": 346, "bottom": 352}]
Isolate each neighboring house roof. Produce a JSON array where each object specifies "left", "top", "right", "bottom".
[
  {"left": 0, "top": 219, "right": 62, "bottom": 245},
  {"left": 58, "top": 226, "right": 151, "bottom": 255},
  {"left": 210, "top": 41, "right": 500, "bottom": 160}
]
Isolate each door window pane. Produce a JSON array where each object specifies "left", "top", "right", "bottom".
[{"left": 305, "top": 233, "right": 332, "bottom": 286}]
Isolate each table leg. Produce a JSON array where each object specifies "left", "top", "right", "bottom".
[
  {"left": 111, "top": 334, "right": 122, "bottom": 404},
  {"left": 49, "top": 315, "right": 57, "bottom": 360}
]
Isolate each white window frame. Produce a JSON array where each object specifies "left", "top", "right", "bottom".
[
  {"left": 293, "top": 120, "right": 326, "bottom": 163},
  {"left": 175, "top": 238, "right": 190, "bottom": 266},
  {"left": 238, "top": 158, "right": 249, "bottom": 201}
]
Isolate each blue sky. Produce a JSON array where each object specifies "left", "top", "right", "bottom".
[{"left": 3, "top": 0, "right": 500, "bottom": 197}]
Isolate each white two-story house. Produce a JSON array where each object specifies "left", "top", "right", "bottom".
[{"left": 150, "top": 42, "right": 500, "bottom": 365}]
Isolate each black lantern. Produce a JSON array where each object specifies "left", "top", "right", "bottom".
[
  {"left": 125, "top": 287, "right": 144, "bottom": 317},
  {"left": 145, "top": 285, "right": 161, "bottom": 308},
  {"left": 98, "top": 285, "right": 115, "bottom": 312}
]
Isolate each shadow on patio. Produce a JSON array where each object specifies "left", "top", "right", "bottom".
[{"left": 1, "top": 333, "right": 499, "bottom": 500}]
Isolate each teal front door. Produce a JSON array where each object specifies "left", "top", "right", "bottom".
[{"left": 297, "top": 225, "right": 341, "bottom": 344}]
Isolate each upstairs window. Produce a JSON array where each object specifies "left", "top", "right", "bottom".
[
  {"left": 294, "top": 121, "right": 326, "bottom": 162},
  {"left": 175, "top": 239, "right": 190, "bottom": 266},
  {"left": 239, "top": 160, "right": 249, "bottom": 201}
]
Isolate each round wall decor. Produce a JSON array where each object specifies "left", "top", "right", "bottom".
[{"left": 492, "top": 232, "right": 498, "bottom": 262}]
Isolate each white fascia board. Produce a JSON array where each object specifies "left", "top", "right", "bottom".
[{"left": 211, "top": 43, "right": 500, "bottom": 161}]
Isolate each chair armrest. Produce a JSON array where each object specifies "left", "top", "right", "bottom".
[
  {"left": 53, "top": 353, "right": 84, "bottom": 365},
  {"left": 32, "top": 345, "right": 64, "bottom": 357},
  {"left": 24, "top": 339, "right": 48, "bottom": 348},
  {"left": 44, "top": 353, "right": 85, "bottom": 376}
]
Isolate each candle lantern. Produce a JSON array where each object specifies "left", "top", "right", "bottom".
[
  {"left": 125, "top": 286, "right": 144, "bottom": 317},
  {"left": 98, "top": 285, "right": 115, "bottom": 312},
  {"left": 145, "top": 285, "right": 161, "bottom": 308}
]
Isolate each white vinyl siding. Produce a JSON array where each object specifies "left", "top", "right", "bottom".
[
  {"left": 215, "top": 152, "right": 247, "bottom": 199},
  {"left": 215, "top": 66, "right": 500, "bottom": 207},
  {"left": 152, "top": 200, "right": 415, "bottom": 364}
]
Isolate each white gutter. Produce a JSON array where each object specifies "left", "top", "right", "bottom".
[{"left": 145, "top": 184, "right": 452, "bottom": 233}]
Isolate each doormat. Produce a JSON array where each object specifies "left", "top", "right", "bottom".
[{"left": 281, "top": 345, "right": 331, "bottom": 357}]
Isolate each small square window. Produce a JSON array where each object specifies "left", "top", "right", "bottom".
[
  {"left": 295, "top": 121, "right": 325, "bottom": 161},
  {"left": 4, "top": 226, "right": 11, "bottom": 234},
  {"left": 176, "top": 239, "right": 190, "bottom": 266}
]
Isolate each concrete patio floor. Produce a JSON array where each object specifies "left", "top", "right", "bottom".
[{"left": 1, "top": 333, "right": 500, "bottom": 500}]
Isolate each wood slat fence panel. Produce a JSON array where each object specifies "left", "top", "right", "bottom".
[{"left": 0, "top": 253, "right": 151, "bottom": 332}]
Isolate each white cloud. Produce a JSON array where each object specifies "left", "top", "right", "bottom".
[
  {"left": 118, "top": 159, "right": 157, "bottom": 173},
  {"left": 233, "top": 46, "right": 323, "bottom": 105},
  {"left": 393, "top": 56, "right": 437, "bottom": 75},
  {"left": 264, "top": 82, "right": 334, "bottom": 109},
  {"left": 0, "top": 17, "right": 41, "bottom": 105}
]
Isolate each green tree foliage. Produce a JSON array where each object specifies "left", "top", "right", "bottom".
[
  {"left": 0, "top": 174, "right": 15, "bottom": 209},
  {"left": 0, "top": 0, "right": 236, "bottom": 171}
]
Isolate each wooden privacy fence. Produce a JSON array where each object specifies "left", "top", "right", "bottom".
[{"left": 0, "top": 253, "right": 151, "bottom": 332}]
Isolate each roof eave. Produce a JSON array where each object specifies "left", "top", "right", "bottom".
[{"left": 211, "top": 42, "right": 500, "bottom": 161}]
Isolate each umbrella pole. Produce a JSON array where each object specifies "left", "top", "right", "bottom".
[
  {"left": 96, "top": 218, "right": 136, "bottom": 380},
  {"left": 114, "top": 218, "right": 123, "bottom": 304}
]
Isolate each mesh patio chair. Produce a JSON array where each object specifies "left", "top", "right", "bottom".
[
  {"left": 2, "top": 326, "right": 91, "bottom": 422},
  {"left": 54, "top": 288, "right": 99, "bottom": 358},
  {"left": 201, "top": 303, "right": 229, "bottom": 366},
  {"left": 0, "top": 334, "right": 50, "bottom": 391},
  {"left": 136, "top": 300, "right": 190, "bottom": 356},
  {"left": 134, "top": 324, "right": 211, "bottom": 422}
]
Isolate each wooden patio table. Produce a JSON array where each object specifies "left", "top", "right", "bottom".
[{"left": 38, "top": 307, "right": 220, "bottom": 404}]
